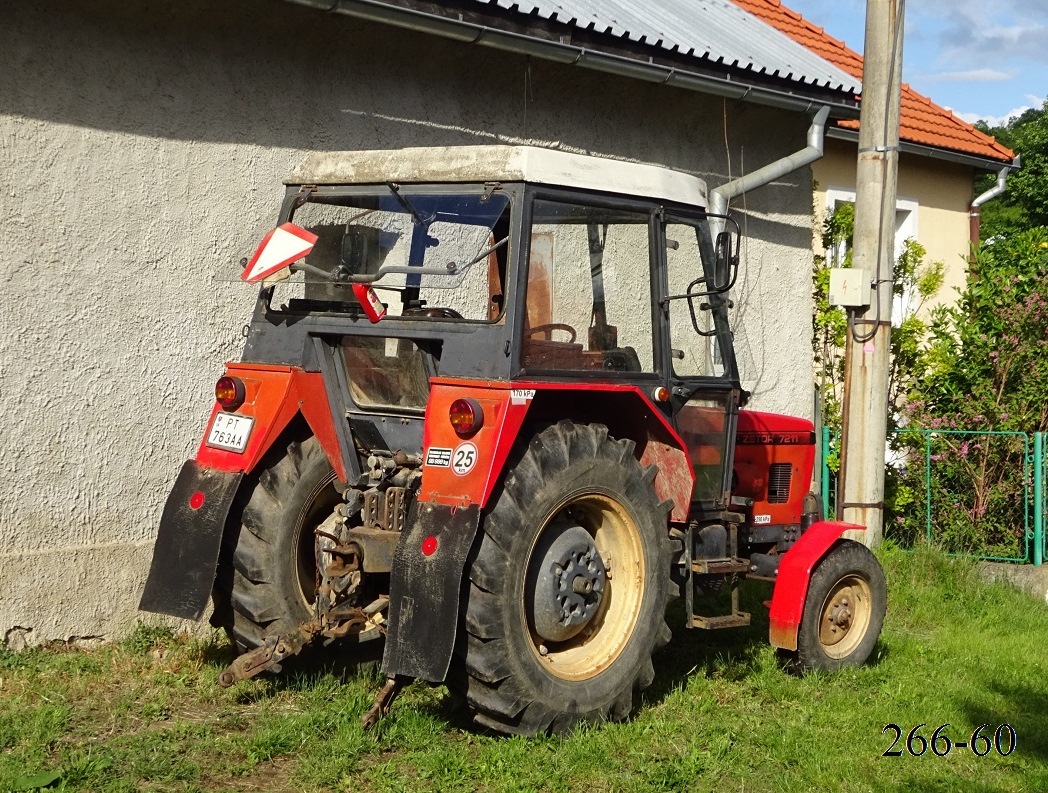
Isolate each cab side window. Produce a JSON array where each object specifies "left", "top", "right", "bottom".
[{"left": 522, "top": 199, "right": 654, "bottom": 374}]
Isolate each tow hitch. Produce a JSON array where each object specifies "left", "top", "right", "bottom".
[{"left": 217, "top": 597, "right": 388, "bottom": 687}]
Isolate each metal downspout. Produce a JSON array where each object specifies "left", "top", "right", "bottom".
[
  {"left": 709, "top": 106, "right": 830, "bottom": 219},
  {"left": 969, "top": 159, "right": 1018, "bottom": 251}
]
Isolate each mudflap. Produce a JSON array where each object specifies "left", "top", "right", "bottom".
[
  {"left": 138, "top": 460, "right": 244, "bottom": 620},
  {"left": 382, "top": 502, "right": 482, "bottom": 682}
]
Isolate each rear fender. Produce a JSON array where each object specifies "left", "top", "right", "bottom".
[
  {"left": 139, "top": 364, "right": 344, "bottom": 621},
  {"left": 385, "top": 379, "right": 692, "bottom": 682},
  {"left": 195, "top": 363, "right": 346, "bottom": 482},
  {"left": 768, "top": 521, "right": 865, "bottom": 651},
  {"left": 524, "top": 386, "right": 694, "bottom": 523},
  {"left": 419, "top": 378, "right": 693, "bottom": 522}
]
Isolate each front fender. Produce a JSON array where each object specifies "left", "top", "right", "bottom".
[{"left": 768, "top": 520, "right": 865, "bottom": 651}]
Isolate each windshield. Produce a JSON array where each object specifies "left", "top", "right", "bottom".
[{"left": 271, "top": 188, "right": 511, "bottom": 321}]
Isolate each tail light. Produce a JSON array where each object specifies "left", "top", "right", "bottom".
[
  {"left": 215, "top": 376, "right": 246, "bottom": 411},
  {"left": 450, "top": 398, "right": 484, "bottom": 436}
]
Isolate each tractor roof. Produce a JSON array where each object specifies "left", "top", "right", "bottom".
[{"left": 288, "top": 145, "right": 709, "bottom": 208}]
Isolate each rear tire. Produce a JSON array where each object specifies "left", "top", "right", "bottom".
[
  {"left": 795, "top": 540, "right": 886, "bottom": 671},
  {"left": 211, "top": 435, "right": 340, "bottom": 652},
  {"left": 449, "top": 421, "right": 675, "bottom": 735}
]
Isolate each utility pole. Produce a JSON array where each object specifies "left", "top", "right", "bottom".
[{"left": 837, "top": 0, "right": 905, "bottom": 546}]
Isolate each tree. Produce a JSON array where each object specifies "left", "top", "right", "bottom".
[
  {"left": 889, "top": 228, "right": 1048, "bottom": 556},
  {"left": 975, "top": 101, "right": 1048, "bottom": 238}
]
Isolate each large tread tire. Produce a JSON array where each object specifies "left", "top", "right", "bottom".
[
  {"left": 449, "top": 421, "right": 676, "bottom": 735},
  {"left": 211, "top": 435, "right": 339, "bottom": 652},
  {"left": 795, "top": 539, "right": 886, "bottom": 672}
]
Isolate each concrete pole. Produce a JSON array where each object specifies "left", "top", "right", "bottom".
[{"left": 838, "top": 0, "right": 905, "bottom": 546}]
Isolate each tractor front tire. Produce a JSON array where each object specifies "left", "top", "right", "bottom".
[
  {"left": 450, "top": 421, "right": 675, "bottom": 735},
  {"left": 795, "top": 540, "right": 886, "bottom": 672},
  {"left": 211, "top": 435, "right": 340, "bottom": 652}
]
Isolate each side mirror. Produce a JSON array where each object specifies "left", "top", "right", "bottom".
[{"left": 714, "top": 230, "right": 738, "bottom": 291}]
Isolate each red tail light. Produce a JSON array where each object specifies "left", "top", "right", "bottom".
[
  {"left": 215, "top": 376, "right": 246, "bottom": 411},
  {"left": 449, "top": 398, "right": 483, "bottom": 436}
]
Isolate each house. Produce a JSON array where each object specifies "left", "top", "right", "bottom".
[
  {"left": 733, "top": 0, "right": 1018, "bottom": 314},
  {"left": 1, "top": 0, "right": 860, "bottom": 645}
]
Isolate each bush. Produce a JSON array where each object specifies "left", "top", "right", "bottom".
[{"left": 887, "top": 228, "right": 1048, "bottom": 555}]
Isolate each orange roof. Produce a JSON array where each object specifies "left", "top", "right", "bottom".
[{"left": 732, "top": 0, "right": 1014, "bottom": 164}]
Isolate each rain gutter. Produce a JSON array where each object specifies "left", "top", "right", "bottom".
[
  {"left": 283, "top": 0, "right": 860, "bottom": 118},
  {"left": 827, "top": 127, "right": 1019, "bottom": 172}
]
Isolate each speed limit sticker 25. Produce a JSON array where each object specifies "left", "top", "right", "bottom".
[{"left": 452, "top": 442, "right": 478, "bottom": 476}]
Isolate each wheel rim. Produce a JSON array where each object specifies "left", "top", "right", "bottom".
[
  {"left": 817, "top": 573, "right": 873, "bottom": 659},
  {"left": 292, "top": 472, "right": 340, "bottom": 611},
  {"left": 523, "top": 491, "right": 645, "bottom": 681}
]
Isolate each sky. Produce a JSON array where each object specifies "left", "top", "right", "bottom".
[{"left": 781, "top": 0, "right": 1047, "bottom": 127}]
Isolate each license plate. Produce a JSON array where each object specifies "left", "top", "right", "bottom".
[{"left": 205, "top": 412, "right": 255, "bottom": 453}]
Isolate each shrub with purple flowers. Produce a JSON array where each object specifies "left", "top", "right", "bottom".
[{"left": 888, "top": 227, "right": 1048, "bottom": 557}]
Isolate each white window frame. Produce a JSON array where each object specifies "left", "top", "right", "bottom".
[{"left": 824, "top": 188, "right": 919, "bottom": 325}]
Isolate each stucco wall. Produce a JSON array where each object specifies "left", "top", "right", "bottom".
[
  {"left": 1, "top": 0, "right": 817, "bottom": 646},
  {"left": 814, "top": 138, "right": 976, "bottom": 314}
]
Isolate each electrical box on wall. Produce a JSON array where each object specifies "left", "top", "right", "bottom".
[{"left": 828, "top": 268, "right": 872, "bottom": 307}]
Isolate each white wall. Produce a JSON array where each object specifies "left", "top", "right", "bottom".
[{"left": 0, "top": 0, "right": 817, "bottom": 646}]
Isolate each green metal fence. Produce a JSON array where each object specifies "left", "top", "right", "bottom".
[{"left": 820, "top": 427, "right": 1046, "bottom": 565}]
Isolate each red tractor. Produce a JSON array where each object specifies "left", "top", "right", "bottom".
[{"left": 140, "top": 145, "right": 885, "bottom": 735}]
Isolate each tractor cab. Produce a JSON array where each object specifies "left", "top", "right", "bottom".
[
  {"left": 248, "top": 146, "right": 743, "bottom": 509},
  {"left": 140, "top": 145, "right": 885, "bottom": 736}
]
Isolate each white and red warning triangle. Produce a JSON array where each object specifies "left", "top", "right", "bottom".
[{"left": 241, "top": 223, "right": 318, "bottom": 284}]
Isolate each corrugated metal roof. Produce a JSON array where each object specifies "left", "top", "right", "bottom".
[{"left": 474, "top": 0, "right": 861, "bottom": 93}]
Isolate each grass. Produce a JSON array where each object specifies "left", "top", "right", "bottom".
[{"left": 2, "top": 545, "right": 1048, "bottom": 791}]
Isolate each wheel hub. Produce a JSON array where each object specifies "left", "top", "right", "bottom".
[
  {"left": 821, "top": 589, "right": 862, "bottom": 647},
  {"left": 529, "top": 521, "right": 607, "bottom": 643}
]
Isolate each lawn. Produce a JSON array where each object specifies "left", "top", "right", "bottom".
[{"left": 2, "top": 546, "right": 1047, "bottom": 792}]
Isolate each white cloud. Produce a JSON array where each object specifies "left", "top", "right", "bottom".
[
  {"left": 954, "top": 97, "right": 1045, "bottom": 127},
  {"left": 918, "top": 69, "right": 1013, "bottom": 83},
  {"left": 910, "top": 0, "right": 1048, "bottom": 67}
]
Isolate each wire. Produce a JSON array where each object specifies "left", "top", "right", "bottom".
[
  {"left": 722, "top": 98, "right": 732, "bottom": 208},
  {"left": 849, "top": 0, "right": 905, "bottom": 346}
]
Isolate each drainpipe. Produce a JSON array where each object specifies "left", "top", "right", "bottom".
[
  {"left": 709, "top": 106, "right": 830, "bottom": 221},
  {"left": 969, "top": 157, "right": 1019, "bottom": 253}
]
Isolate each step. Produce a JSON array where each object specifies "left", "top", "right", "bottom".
[
  {"left": 692, "top": 557, "right": 751, "bottom": 575},
  {"left": 691, "top": 612, "right": 751, "bottom": 630}
]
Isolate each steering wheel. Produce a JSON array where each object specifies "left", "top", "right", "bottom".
[
  {"left": 404, "top": 306, "right": 463, "bottom": 319},
  {"left": 524, "top": 323, "right": 578, "bottom": 343}
]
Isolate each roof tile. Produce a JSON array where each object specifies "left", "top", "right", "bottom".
[{"left": 731, "top": 0, "right": 1014, "bottom": 163}]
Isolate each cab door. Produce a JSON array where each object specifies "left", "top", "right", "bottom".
[
  {"left": 516, "top": 193, "right": 660, "bottom": 386},
  {"left": 659, "top": 213, "right": 742, "bottom": 511}
]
